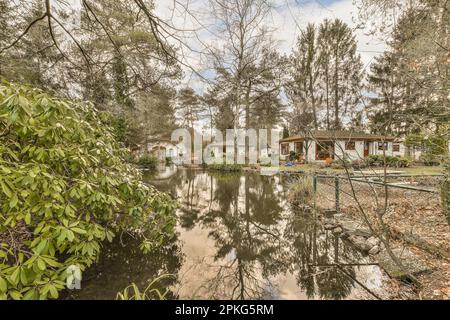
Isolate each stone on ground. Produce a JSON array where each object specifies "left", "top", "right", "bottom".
[
  {"left": 340, "top": 219, "right": 371, "bottom": 237},
  {"left": 377, "top": 248, "right": 430, "bottom": 279}
]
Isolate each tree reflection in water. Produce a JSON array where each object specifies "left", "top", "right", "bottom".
[
  {"left": 284, "top": 214, "right": 361, "bottom": 299},
  {"left": 71, "top": 169, "right": 376, "bottom": 300},
  {"left": 168, "top": 169, "right": 366, "bottom": 300}
]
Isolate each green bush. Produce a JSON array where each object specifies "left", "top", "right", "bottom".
[
  {"left": 384, "top": 156, "right": 410, "bottom": 168},
  {"left": 331, "top": 158, "right": 351, "bottom": 169},
  {"left": 364, "top": 155, "right": 410, "bottom": 168},
  {"left": 287, "top": 176, "right": 314, "bottom": 205},
  {"left": 421, "top": 153, "right": 441, "bottom": 166},
  {"left": 351, "top": 160, "right": 367, "bottom": 169},
  {"left": 394, "top": 157, "right": 410, "bottom": 168},
  {"left": 207, "top": 163, "right": 243, "bottom": 172},
  {"left": 365, "top": 155, "right": 382, "bottom": 167},
  {"left": 165, "top": 157, "right": 173, "bottom": 166},
  {"left": 137, "top": 154, "right": 158, "bottom": 170},
  {"left": 0, "top": 82, "right": 176, "bottom": 299},
  {"left": 288, "top": 151, "right": 298, "bottom": 162}
]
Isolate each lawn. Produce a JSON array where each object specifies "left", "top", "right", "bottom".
[
  {"left": 278, "top": 164, "right": 445, "bottom": 176},
  {"left": 400, "top": 166, "right": 445, "bottom": 175}
]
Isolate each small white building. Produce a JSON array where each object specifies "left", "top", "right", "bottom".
[
  {"left": 146, "top": 139, "right": 183, "bottom": 164},
  {"left": 280, "top": 130, "right": 397, "bottom": 163}
]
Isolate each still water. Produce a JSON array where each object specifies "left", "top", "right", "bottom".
[{"left": 68, "top": 167, "right": 384, "bottom": 300}]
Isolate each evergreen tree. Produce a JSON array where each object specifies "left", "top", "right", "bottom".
[
  {"left": 325, "top": 19, "right": 363, "bottom": 129},
  {"left": 286, "top": 19, "right": 363, "bottom": 132},
  {"left": 367, "top": 2, "right": 449, "bottom": 136},
  {"left": 177, "top": 87, "right": 202, "bottom": 130},
  {"left": 287, "top": 23, "right": 322, "bottom": 129}
]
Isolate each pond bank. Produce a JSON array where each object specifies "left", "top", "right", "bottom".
[{"left": 296, "top": 176, "right": 449, "bottom": 300}]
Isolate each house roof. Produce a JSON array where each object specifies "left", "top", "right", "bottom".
[
  {"left": 280, "top": 130, "right": 396, "bottom": 143},
  {"left": 147, "top": 138, "right": 177, "bottom": 145}
]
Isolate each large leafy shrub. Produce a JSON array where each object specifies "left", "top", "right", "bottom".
[
  {"left": 0, "top": 82, "right": 176, "bottom": 299},
  {"left": 137, "top": 154, "right": 158, "bottom": 170}
]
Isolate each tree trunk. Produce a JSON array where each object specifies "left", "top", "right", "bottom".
[
  {"left": 309, "top": 73, "right": 318, "bottom": 129},
  {"left": 325, "top": 63, "right": 330, "bottom": 130},
  {"left": 244, "top": 81, "right": 252, "bottom": 165},
  {"left": 334, "top": 50, "right": 339, "bottom": 129}
]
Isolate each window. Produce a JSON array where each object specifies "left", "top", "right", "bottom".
[
  {"left": 393, "top": 144, "right": 400, "bottom": 152},
  {"left": 294, "top": 142, "right": 303, "bottom": 154},
  {"left": 378, "top": 142, "right": 389, "bottom": 150},
  {"left": 281, "top": 143, "right": 290, "bottom": 155},
  {"left": 345, "top": 141, "right": 356, "bottom": 150},
  {"left": 316, "top": 141, "right": 334, "bottom": 160}
]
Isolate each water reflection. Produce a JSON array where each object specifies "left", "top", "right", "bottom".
[
  {"left": 67, "top": 233, "right": 183, "bottom": 299},
  {"left": 73, "top": 168, "right": 382, "bottom": 300}
]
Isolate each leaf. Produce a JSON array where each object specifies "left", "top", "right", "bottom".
[
  {"left": 20, "top": 269, "right": 28, "bottom": 285},
  {"left": 23, "top": 288, "right": 36, "bottom": 300},
  {"left": 37, "top": 258, "right": 46, "bottom": 271},
  {"left": 106, "top": 230, "right": 114, "bottom": 242},
  {"left": 48, "top": 285, "right": 59, "bottom": 299},
  {"left": 67, "top": 230, "right": 75, "bottom": 242},
  {"left": 9, "top": 290, "right": 22, "bottom": 300},
  {"left": 35, "top": 239, "right": 47, "bottom": 254},
  {"left": 71, "top": 227, "right": 87, "bottom": 235},
  {"left": 0, "top": 277, "right": 7, "bottom": 293},
  {"left": 1, "top": 181, "right": 12, "bottom": 198},
  {"left": 9, "top": 193, "right": 18, "bottom": 208},
  {"left": 24, "top": 212, "right": 31, "bottom": 225},
  {"left": 10, "top": 267, "right": 20, "bottom": 285},
  {"left": 42, "top": 256, "right": 61, "bottom": 268},
  {"left": 18, "top": 95, "right": 31, "bottom": 115}
]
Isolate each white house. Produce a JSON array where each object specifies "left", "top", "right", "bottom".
[
  {"left": 279, "top": 130, "right": 397, "bottom": 163},
  {"left": 206, "top": 140, "right": 254, "bottom": 163}
]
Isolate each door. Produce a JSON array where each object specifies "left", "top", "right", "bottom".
[{"left": 364, "top": 141, "right": 369, "bottom": 157}]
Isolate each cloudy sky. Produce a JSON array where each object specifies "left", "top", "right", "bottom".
[{"left": 154, "top": 0, "right": 388, "bottom": 93}]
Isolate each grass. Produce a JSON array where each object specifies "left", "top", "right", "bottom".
[
  {"left": 278, "top": 164, "right": 346, "bottom": 175},
  {"left": 116, "top": 274, "right": 173, "bottom": 300},
  {"left": 400, "top": 166, "right": 445, "bottom": 175},
  {"left": 287, "top": 175, "right": 314, "bottom": 205}
]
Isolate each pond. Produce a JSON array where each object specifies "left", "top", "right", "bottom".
[{"left": 67, "top": 167, "right": 385, "bottom": 300}]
